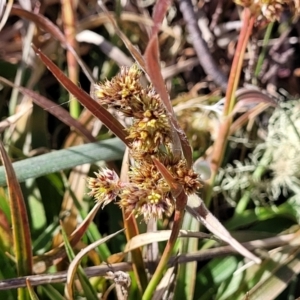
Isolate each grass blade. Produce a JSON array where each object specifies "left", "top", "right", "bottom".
[
  {"left": 65, "top": 229, "right": 124, "bottom": 299},
  {"left": 10, "top": 5, "right": 95, "bottom": 84},
  {"left": 32, "top": 45, "right": 128, "bottom": 145},
  {"left": 0, "top": 141, "right": 33, "bottom": 299},
  {"left": 0, "top": 77, "right": 96, "bottom": 142},
  {"left": 0, "top": 138, "right": 125, "bottom": 186},
  {"left": 26, "top": 279, "right": 39, "bottom": 300},
  {"left": 61, "top": 224, "right": 100, "bottom": 300}
]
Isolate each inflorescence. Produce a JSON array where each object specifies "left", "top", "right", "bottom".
[{"left": 87, "top": 65, "right": 202, "bottom": 221}]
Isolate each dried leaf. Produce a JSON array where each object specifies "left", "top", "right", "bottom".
[
  {"left": 186, "top": 194, "right": 262, "bottom": 264},
  {"left": 65, "top": 229, "right": 124, "bottom": 300},
  {"left": 0, "top": 77, "right": 96, "bottom": 142},
  {"left": 11, "top": 5, "right": 95, "bottom": 83},
  {"left": 32, "top": 45, "right": 128, "bottom": 145}
]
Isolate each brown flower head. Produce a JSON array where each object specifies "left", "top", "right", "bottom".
[
  {"left": 129, "top": 160, "right": 171, "bottom": 193},
  {"left": 94, "top": 64, "right": 143, "bottom": 117},
  {"left": 169, "top": 159, "right": 203, "bottom": 194},
  {"left": 158, "top": 155, "right": 203, "bottom": 194},
  {"left": 87, "top": 168, "right": 122, "bottom": 207},
  {"left": 126, "top": 89, "right": 171, "bottom": 153},
  {"left": 235, "top": 0, "right": 300, "bottom": 21},
  {"left": 88, "top": 64, "right": 204, "bottom": 222},
  {"left": 119, "top": 185, "right": 174, "bottom": 221}
]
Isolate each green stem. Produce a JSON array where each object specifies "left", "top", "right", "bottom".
[
  {"left": 235, "top": 148, "right": 272, "bottom": 214},
  {"left": 254, "top": 22, "right": 274, "bottom": 80}
]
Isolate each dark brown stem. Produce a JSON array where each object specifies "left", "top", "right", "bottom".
[{"left": 178, "top": 0, "right": 228, "bottom": 91}]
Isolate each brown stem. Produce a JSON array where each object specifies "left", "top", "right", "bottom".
[
  {"left": 205, "top": 8, "right": 255, "bottom": 206},
  {"left": 178, "top": 0, "right": 228, "bottom": 91},
  {"left": 142, "top": 189, "right": 187, "bottom": 300}
]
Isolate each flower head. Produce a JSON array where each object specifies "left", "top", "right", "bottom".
[
  {"left": 88, "top": 65, "right": 203, "bottom": 222},
  {"left": 87, "top": 168, "right": 122, "bottom": 207},
  {"left": 94, "top": 64, "right": 143, "bottom": 117},
  {"left": 235, "top": 0, "right": 300, "bottom": 21},
  {"left": 119, "top": 185, "right": 174, "bottom": 221}
]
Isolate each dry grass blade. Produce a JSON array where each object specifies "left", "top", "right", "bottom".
[
  {"left": 97, "top": 1, "right": 146, "bottom": 71},
  {"left": 231, "top": 88, "right": 278, "bottom": 116},
  {"left": 65, "top": 229, "right": 124, "bottom": 300},
  {"left": 0, "top": 0, "right": 13, "bottom": 31},
  {"left": 61, "top": 0, "right": 80, "bottom": 117},
  {"left": 10, "top": 5, "right": 95, "bottom": 84},
  {"left": 228, "top": 88, "right": 278, "bottom": 133},
  {"left": 0, "top": 140, "right": 33, "bottom": 299},
  {"left": 152, "top": 266, "right": 177, "bottom": 300},
  {"left": 144, "top": 0, "right": 172, "bottom": 113},
  {"left": 124, "top": 230, "right": 211, "bottom": 253},
  {"left": 0, "top": 263, "right": 132, "bottom": 291},
  {"left": 0, "top": 101, "right": 32, "bottom": 133},
  {"left": 0, "top": 233, "right": 296, "bottom": 291},
  {"left": 231, "top": 103, "right": 271, "bottom": 134},
  {"left": 143, "top": 0, "right": 193, "bottom": 166},
  {"left": 32, "top": 45, "right": 128, "bottom": 145},
  {"left": 243, "top": 246, "right": 300, "bottom": 300},
  {"left": 76, "top": 30, "right": 133, "bottom": 67},
  {"left": 186, "top": 194, "right": 262, "bottom": 264},
  {"left": 0, "top": 76, "right": 96, "bottom": 142}
]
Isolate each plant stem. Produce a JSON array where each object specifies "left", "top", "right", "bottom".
[
  {"left": 124, "top": 213, "right": 148, "bottom": 293},
  {"left": 61, "top": 0, "right": 80, "bottom": 118},
  {"left": 205, "top": 8, "right": 255, "bottom": 207},
  {"left": 254, "top": 22, "right": 274, "bottom": 81},
  {"left": 178, "top": 0, "right": 228, "bottom": 91},
  {"left": 142, "top": 191, "right": 187, "bottom": 300},
  {"left": 120, "top": 149, "right": 148, "bottom": 294}
]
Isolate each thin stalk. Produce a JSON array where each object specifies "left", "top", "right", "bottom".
[
  {"left": 61, "top": 0, "right": 80, "bottom": 118},
  {"left": 123, "top": 212, "right": 148, "bottom": 293},
  {"left": 120, "top": 149, "right": 148, "bottom": 294},
  {"left": 235, "top": 148, "right": 272, "bottom": 215},
  {"left": 178, "top": 0, "right": 227, "bottom": 91},
  {"left": 205, "top": 8, "right": 255, "bottom": 207},
  {"left": 254, "top": 22, "right": 274, "bottom": 80},
  {"left": 224, "top": 8, "right": 255, "bottom": 116},
  {"left": 142, "top": 190, "right": 187, "bottom": 300}
]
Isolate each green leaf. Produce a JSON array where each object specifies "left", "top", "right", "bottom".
[
  {"left": 0, "top": 138, "right": 125, "bottom": 186},
  {"left": 0, "top": 141, "right": 33, "bottom": 300},
  {"left": 61, "top": 225, "right": 99, "bottom": 300},
  {"left": 175, "top": 211, "right": 200, "bottom": 300},
  {"left": 39, "top": 285, "right": 65, "bottom": 300}
]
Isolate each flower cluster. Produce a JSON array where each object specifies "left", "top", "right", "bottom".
[
  {"left": 87, "top": 168, "right": 123, "bottom": 207},
  {"left": 88, "top": 65, "right": 202, "bottom": 221},
  {"left": 235, "top": 0, "right": 300, "bottom": 21}
]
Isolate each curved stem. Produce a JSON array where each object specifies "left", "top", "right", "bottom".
[{"left": 205, "top": 8, "right": 255, "bottom": 207}]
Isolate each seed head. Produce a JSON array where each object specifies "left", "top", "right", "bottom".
[
  {"left": 87, "top": 168, "right": 122, "bottom": 207},
  {"left": 235, "top": 0, "right": 300, "bottom": 21},
  {"left": 119, "top": 185, "right": 174, "bottom": 221},
  {"left": 94, "top": 64, "right": 143, "bottom": 117}
]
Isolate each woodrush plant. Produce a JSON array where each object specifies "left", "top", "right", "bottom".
[
  {"left": 4, "top": 0, "right": 288, "bottom": 299},
  {"left": 2, "top": 1, "right": 300, "bottom": 299},
  {"left": 81, "top": 60, "right": 261, "bottom": 299},
  {"left": 87, "top": 65, "right": 201, "bottom": 221}
]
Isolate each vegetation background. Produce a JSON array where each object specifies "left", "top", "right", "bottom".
[{"left": 0, "top": 0, "right": 300, "bottom": 299}]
